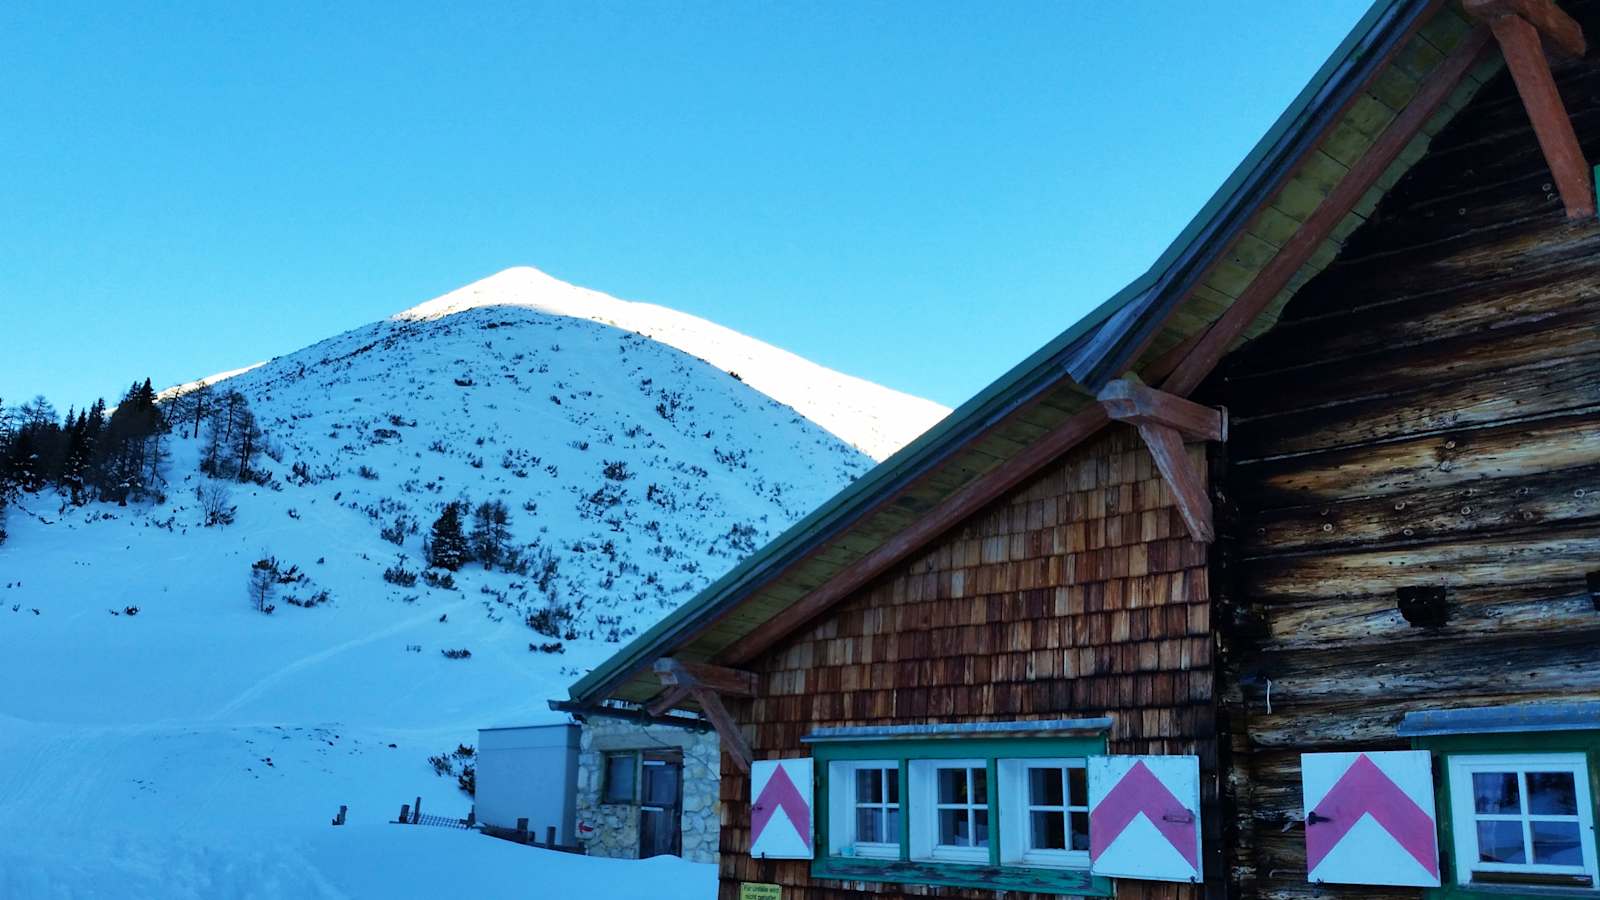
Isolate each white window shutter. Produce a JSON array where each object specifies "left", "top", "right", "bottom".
[
  {"left": 1088, "top": 755, "right": 1203, "bottom": 882},
  {"left": 750, "top": 758, "right": 814, "bottom": 859},
  {"left": 1301, "top": 750, "right": 1440, "bottom": 887}
]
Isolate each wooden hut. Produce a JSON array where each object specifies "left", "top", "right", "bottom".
[{"left": 558, "top": 1, "right": 1600, "bottom": 897}]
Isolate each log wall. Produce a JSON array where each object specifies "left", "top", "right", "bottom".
[
  {"left": 1202, "top": 8, "right": 1600, "bottom": 896},
  {"left": 718, "top": 426, "right": 1217, "bottom": 900}
]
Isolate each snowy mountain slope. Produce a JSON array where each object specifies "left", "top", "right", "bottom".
[
  {"left": 398, "top": 267, "right": 949, "bottom": 460},
  {"left": 0, "top": 294, "right": 902, "bottom": 865}
]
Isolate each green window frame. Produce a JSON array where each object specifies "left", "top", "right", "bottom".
[
  {"left": 1414, "top": 731, "right": 1600, "bottom": 900},
  {"left": 810, "top": 735, "right": 1113, "bottom": 896}
]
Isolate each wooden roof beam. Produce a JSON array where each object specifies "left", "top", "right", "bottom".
[
  {"left": 1464, "top": 0, "right": 1586, "bottom": 57},
  {"left": 1098, "top": 377, "right": 1223, "bottom": 543},
  {"left": 651, "top": 658, "right": 755, "bottom": 772},
  {"left": 1469, "top": 4, "right": 1596, "bottom": 220},
  {"left": 1097, "top": 376, "right": 1227, "bottom": 442},
  {"left": 653, "top": 657, "right": 758, "bottom": 697},
  {"left": 1159, "top": 26, "right": 1494, "bottom": 398}
]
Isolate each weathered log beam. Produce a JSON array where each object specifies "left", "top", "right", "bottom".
[
  {"left": 649, "top": 658, "right": 756, "bottom": 771},
  {"left": 691, "top": 686, "right": 753, "bottom": 774},
  {"left": 1464, "top": 0, "right": 1587, "bottom": 57},
  {"left": 1097, "top": 376, "right": 1227, "bottom": 441},
  {"left": 653, "top": 657, "right": 758, "bottom": 697},
  {"left": 1135, "top": 421, "right": 1215, "bottom": 543},
  {"left": 645, "top": 684, "right": 693, "bottom": 718},
  {"left": 717, "top": 405, "right": 1111, "bottom": 665},
  {"left": 1160, "top": 26, "right": 1495, "bottom": 398},
  {"left": 1480, "top": 10, "right": 1596, "bottom": 219}
]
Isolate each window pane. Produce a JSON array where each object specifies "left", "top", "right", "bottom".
[
  {"left": 1068, "top": 766, "right": 1088, "bottom": 807},
  {"left": 885, "top": 769, "right": 899, "bottom": 805},
  {"left": 1528, "top": 771, "right": 1579, "bottom": 816},
  {"left": 1029, "top": 767, "right": 1064, "bottom": 807},
  {"left": 856, "top": 807, "right": 882, "bottom": 844},
  {"left": 884, "top": 807, "right": 901, "bottom": 844},
  {"left": 1030, "top": 810, "right": 1067, "bottom": 850},
  {"left": 855, "top": 768, "right": 882, "bottom": 804},
  {"left": 938, "top": 768, "right": 968, "bottom": 804},
  {"left": 1476, "top": 819, "right": 1527, "bottom": 864},
  {"left": 1070, "top": 811, "right": 1091, "bottom": 851},
  {"left": 974, "top": 809, "right": 990, "bottom": 847},
  {"left": 972, "top": 767, "right": 988, "bottom": 804},
  {"left": 1472, "top": 772, "right": 1520, "bottom": 815},
  {"left": 1532, "top": 820, "right": 1584, "bottom": 866},
  {"left": 604, "top": 755, "right": 635, "bottom": 802},
  {"left": 939, "top": 808, "right": 969, "bottom": 845}
]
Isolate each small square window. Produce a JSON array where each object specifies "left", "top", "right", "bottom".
[
  {"left": 602, "top": 752, "right": 637, "bottom": 804},
  {"left": 999, "top": 758, "right": 1092, "bottom": 869},
  {"left": 1447, "top": 753, "right": 1599, "bottom": 889},
  {"left": 827, "top": 761, "right": 901, "bottom": 859},
  {"left": 908, "top": 760, "right": 990, "bottom": 864}
]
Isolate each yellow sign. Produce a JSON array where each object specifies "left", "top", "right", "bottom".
[{"left": 739, "top": 884, "right": 781, "bottom": 900}]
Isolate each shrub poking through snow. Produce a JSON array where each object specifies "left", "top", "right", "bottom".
[
  {"left": 426, "top": 744, "right": 477, "bottom": 797},
  {"left": 439, "top": 647, "right": 471, "bottom": 660},
  {"left": 382, "top": 557, "right": 418, "bottom": 587},
  {"left": 197, "top": 481, "right": 236, "bottom": 527}
]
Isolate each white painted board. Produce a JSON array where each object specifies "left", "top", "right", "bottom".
[
  {"left": 750, "top": 758, "right": 814, "bottom": 859},
  {"left": 1301, "top": 750, "right": 1440, "bottom": 887},
  {"left": 1088, "top": 755, "right": 1203, "bottom": 883}
]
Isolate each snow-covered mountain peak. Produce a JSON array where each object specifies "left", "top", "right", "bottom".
[{"left": 396, "top": 266, "right": 948, "bottom": 460}]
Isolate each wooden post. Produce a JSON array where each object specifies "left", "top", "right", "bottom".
[
  {"left": 412, "top": 796, "right": 422, "bottom": 824},
  {"left": 399, "top": 803, "right": 410, "bottom": 823},
  {"left": 466, "top": 806, "right": 475, "bottom": 827},
  {"left": 1481, "top": 9, "right": 1595, "bottom": 219},
  {"left": 331, "top": 804, "right": 347, "bottom": 826},
  {"left": 546, "top": 825, "right": 557, "bottom": 847},
  {"left": 516, "top": 817, "right": 530, "bottom": 844}
]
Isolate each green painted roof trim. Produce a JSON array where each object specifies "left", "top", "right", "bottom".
[{"left": 566, "top": 0, "right": 1432, "bottom": 709}]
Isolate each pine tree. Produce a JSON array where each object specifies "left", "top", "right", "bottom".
[
  {"left": 469, "top": 500, "right": 511, "bottom": 569},
  {"left": 230, "top": 405, "right": 263, "bottom": 481},
  {"left": 427, "top": 503, "right": 469, "bottom": 571},
  {"left": 247, "top": 557, "right": 278, "bottom": 614}
]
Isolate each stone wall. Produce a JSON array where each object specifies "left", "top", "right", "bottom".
[{"left": 574, "top": 716, "right": 720, "bottom": 864}]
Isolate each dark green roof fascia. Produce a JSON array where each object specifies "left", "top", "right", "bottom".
[{"left": 567, "top": 0, "right": 1431, "bottom": 708}]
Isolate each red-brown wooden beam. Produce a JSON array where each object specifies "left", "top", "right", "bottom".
[
  {"left": 650, "top": 658, "right": 756, "bottom": 771},
  {"left": 691, "top": 687, "right": 752, "bottom": 773},
  {"left": 1098, "top": 377, "right": 1222, "bottom": 542},
  {"left": 645, "top": 684, "right": 692, "bottom": 718},
  {"left": 1097, "top": 376, "right": 1227, "bottom": 442},
  {"left": 1464, "top": 0, "right": 1587, "bottom": 56},
  {"left": 716, "top": 404, "right": 1111, "bottom": 666},
  {"left": 653, "top": 657, "right": 759, "bottom": 697},
  {"left": 1160, "top": 26, "right": 1495, "bottom": 398},
  {"left": 1480, "top": 10, "right": 1596, "bottom": 220}
]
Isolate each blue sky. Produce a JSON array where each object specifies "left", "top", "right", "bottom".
[{"left": 1, "top": 0, "right": 1371, "bottom": 411}]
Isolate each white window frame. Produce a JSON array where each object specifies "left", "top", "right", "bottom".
[
  {"left": 909, "top": 759, "right": 991, "bottom": 864},
  {"left": 998, "top": 757, "right": 1091, "bottom": 869},
  {"left": 1446, "top": 752, "right": 1599, "bottom": 889},
  {"left": 827, "top": 760, "right": 901, "bottom": 859}
]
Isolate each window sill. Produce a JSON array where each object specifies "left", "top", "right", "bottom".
[
  {"left": 1429, "top": 883, "right": 1600, "bottom": 900},
  {"left": 812, "top": 855, "right": 1111, "bottom": 896}
]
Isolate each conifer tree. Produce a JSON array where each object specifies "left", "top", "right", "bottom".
[
  {"left": 427, "top": 502, "right": 469, "bottom": 571},
  {"left": 469, "top": 500, "right": 511, "bottom": 569}
]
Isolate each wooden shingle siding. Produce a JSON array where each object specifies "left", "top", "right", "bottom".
[
  {"left": 1205, "top": 5, "right": 1600, "bottom": 895},
  {"left": 717, "top": 427, "right": 1215, "bottom": 899}
]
